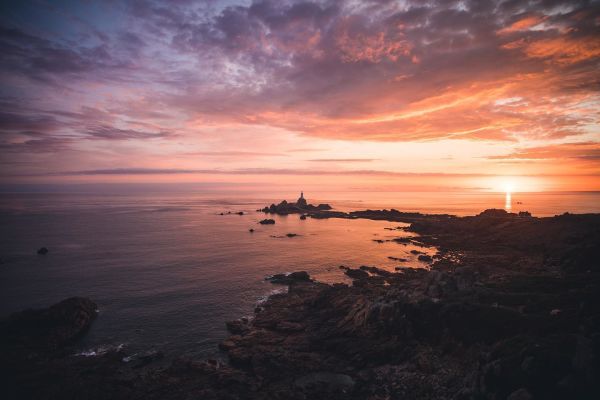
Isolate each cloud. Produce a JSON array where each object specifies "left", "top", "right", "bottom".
[
  {"left": 308, "top": 158, "right": 377, "bottom": 162},
  {"left": 0, "top": 0, "right": 599, "bottom": 180},
  {"left": 488, "top": 142, "right": 600, "bottom": 161},
  {"left": 84, "top": 125, "right": 171, "bottom": 140},
  {"left": 52, "top": 167, "right": 491, "bottom": 177},
  {"left": 184, "top": 151, "right": 285, "bottom": 157}
]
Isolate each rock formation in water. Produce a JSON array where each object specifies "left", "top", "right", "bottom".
[{"left": 261, "top": 192, "right": 332, "bottom": 215}]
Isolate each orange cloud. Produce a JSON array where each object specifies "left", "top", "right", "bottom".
[
  {"left": 506, "top": 36, "right": 600, "bottom": 65},
  {"left": 497, "top": 15, "right": 547, "bottom": 35}
]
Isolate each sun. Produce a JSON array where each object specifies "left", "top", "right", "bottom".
[
  {"left": 491, "top": 177, "right": 518, "bottom": 193},
  {"left": 502, "top": 180, "right": 516, "bottom": 194}
]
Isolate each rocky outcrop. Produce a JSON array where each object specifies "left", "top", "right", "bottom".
[
  {"left": 266, "top": 271, "right": 312, "bottom": 285},
  {"left": 258, "top": 219, "right": 275, "bottom": 225},
  {"left": 2, "top": 297, "right": 97, "bottom": 354},
  {"left": 261, "top": 199, "right": 332, "bottom": 215}
]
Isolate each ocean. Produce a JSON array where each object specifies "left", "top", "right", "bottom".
[{"left": 1, "top": 190, "right": 598, "bottom": 359}]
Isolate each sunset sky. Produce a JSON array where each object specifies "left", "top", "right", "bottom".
[{"left": 1, "top": 0, "right": 599, "bottom": 192}]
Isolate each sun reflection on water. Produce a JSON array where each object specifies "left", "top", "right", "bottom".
[{"left": 505, "top": 191, "right": 512, "bottom": 211}]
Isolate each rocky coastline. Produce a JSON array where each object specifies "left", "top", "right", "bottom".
[{"left": 2, "top": 206, "right": 599, "bottom": 399}]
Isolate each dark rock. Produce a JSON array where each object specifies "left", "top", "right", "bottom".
[
  {"left": 300, "top": 214, "right": 307, "bottom": 220},
  {"left": 339, "top": 266, "right": 369, "bottom": 279},
  {"left": 131, "top": 350, "right": 164, "bottom": 369},
  {"left": 248, "top": 228, "right": 254, "bottom": 233},
  {"left": 286, "top": 233, "right": 299, "bottom": 237},
  {"left": 261, "top": 194, "right": 332, "bottom": 215},
  {"left": 267, "top": 271, "right": 312, "bottom": 284},
  {"left": 259, "top": 219, "right": 275, "bottom": 225},
  {"left": 294, "top": 372, "right": 355, "bottom": 393},
  {"left": 418, "top": 254, "right": 433, "bottom": 262},
  {"left": 507, "top": 388, "right": 533, "bottom": 400},
  {"left": 2, "top": 297, "right": 97, "bottom": 353},
  {"left": 37, "top": 247, "right": 49, "bottom": 255},
  {"left": 478, "top": 208, "right": 511, "bottom": 217}
]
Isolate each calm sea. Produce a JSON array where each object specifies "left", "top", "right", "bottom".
[{"left": 0, "top": 190, "right": 598, "bottom": 359}]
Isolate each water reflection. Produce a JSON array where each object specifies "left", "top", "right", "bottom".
[{"left": 505, "top": 192, "right": 512, "bottom": 211}]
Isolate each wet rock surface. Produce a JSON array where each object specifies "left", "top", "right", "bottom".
[{"left": 3, "top": 210, "right": 600, "bottom": 399}]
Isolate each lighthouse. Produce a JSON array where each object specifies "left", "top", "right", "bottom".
[{"left": 296, "top": 191, "right": 307, "bottom": 207}]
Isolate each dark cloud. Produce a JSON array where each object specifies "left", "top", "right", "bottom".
[{"left": 84, "top": 125, "right": 171, "bottom": 140}]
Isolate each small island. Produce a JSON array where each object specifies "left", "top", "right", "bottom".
[{"left": 260, "top": 192, "right": 332, "bottom": 215}]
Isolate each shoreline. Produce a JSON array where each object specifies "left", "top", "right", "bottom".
[{"left": 2, "top": 206, "right": 599, "bottom": 399}]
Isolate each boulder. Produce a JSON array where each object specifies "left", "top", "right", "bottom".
[
  {"left": 2, "top": 297, "right": 98, "bottom": 352},
  {"left": 267, "top": 271, "right": 312, "bottom": 284}
]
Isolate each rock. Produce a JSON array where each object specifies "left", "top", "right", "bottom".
[
  {"left": 131, "top": 350, "right": 164, "bottom": 369},
  {"left": 294, "top": 372, "right": 355, "bottom": 393},
  {"left": 249, "top": 228, "right": 254, "bottom": 233},
  {"left": 507, "top": 388, "right": 532, "bottom": 400},
  {"left": 340, "top": 266, "right": 369, "bottom": 279},
  {"left": 2, "top": 297, "right": 97, "bottom": 352},
  {"left": 478, "top": 208, "right": 511, "bottom": 217},
  {"left": 259, "top": 219, "right": 275, "bottom": 224},
  {"left": 286, "top": 233, "right": 299, "bottom": 237},
  {"left": 275, "top": 321, "right": 305, "bottom": 332},
  {"left": 237, "top": 211, "right": 244, "bottom": 215},
  {"left": 226, "top": 318, "right": 251, "bottom": 334},
  {"left": 360, "top": 265, "right": 393, "bottom": 277},
  {"left": 300, "top": 214, "right": 307, "bottom": 220},
  {"left": 261, "top": 195, "right": 331, "bottom": 215},
  {"left": 37, "top": 247, "right": 49, "bottom": 255},
  {"left": 418, "top": 254, "right": 433, "bottom": 262},
  {"left": 267, "top": 271, "right": 312, "bottom": 284}
]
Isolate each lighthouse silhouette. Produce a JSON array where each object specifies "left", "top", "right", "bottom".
[{"left": 297, "top": 191, "right": 307, "bottom": 207}]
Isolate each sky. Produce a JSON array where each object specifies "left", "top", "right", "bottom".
[{"left": 0, "top": 0, "right": 599, "bottom": 193}]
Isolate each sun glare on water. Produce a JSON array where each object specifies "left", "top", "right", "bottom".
[{"left": 492, "top": 177, "right": 519, "bottom": 211}]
